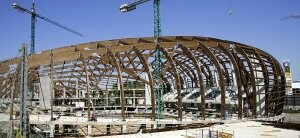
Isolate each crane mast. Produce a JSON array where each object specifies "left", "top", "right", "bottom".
[
  {"left": 120, "top": 0, "right": 164, "bottom": 120},
  {"left": 154, "top": 0, "right": 161, "bottom": 38},
  {"left": 31, "top": 1, "right": 36, "bottom": 54},
  {"left": 13, "top": 1, "right": 82, "bottom": 54},
  {"left": 153, "top": 0, "right": 163, "bottom": 120}
]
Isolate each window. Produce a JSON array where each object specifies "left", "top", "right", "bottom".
[{"left": 292, "top": 88, "right": 300, "bottom": 95}]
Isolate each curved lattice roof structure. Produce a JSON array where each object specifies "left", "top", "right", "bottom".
[{"left": 0, "top": 36, "right": 286, "bottom": 121}]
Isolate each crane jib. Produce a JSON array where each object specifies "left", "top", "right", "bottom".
[{"left": 12, "top": 2, "right": 82, "bottom": 54}]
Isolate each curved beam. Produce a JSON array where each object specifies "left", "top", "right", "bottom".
[
  {"left": 106, "top": 48, "right": 126, "bottom": 121},
  {"left": 178, "top": 44, "right": 206, "bottom": 119},
  {"left": 235, "top": 46, "right": 257, "bottom": 117},
  {"left": 197, "top": 42, "right": 226, "bottom": 119},
  {"left": 217, "top": 44, "right": 243, "bottom": 119},
  {"left": 252, "top": 48, "right": 269, "bottom": 116},
  {"left": 268, "top": 56, "right": 281, "bottom": 115},
  {"left": 191, "top": 51, "right": 214, "bottom": 87},
  {"left": 173, "top": 59, "right": 198, "bottom": 88},
  {"left": 0, "top": 36, "right": 286, "bottom": 121},
  {"left": 157, "top": 45, "right": 183, "bottom": 121},
  {"left": 132, "top": 46, "right": 156, "bottom": 121},
  {"left": 274, "top": 58, "right": 286, "bottom": 115}
]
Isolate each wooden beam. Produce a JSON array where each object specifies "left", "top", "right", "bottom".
[
  {"left": 178, "top": 44, "right": 206, "bottom": 119},
  {"left": 107, "top": 48, "right": 126, "bottom": 121},
  {"left": 218, "top": 44, "right": 243, "bottom": 119},
  {"left": 132, "top": 46, "right": 156, "bottom": 121},
  {"left": 198, "top": 42, "right": 226, "bottom": 119}
]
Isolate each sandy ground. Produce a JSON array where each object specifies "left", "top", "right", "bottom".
[
  {"left": 1, "top": 113, "right": 299, "bottom": 137},
  {"left": 96, "top": 121, "right": 300, "bottom": 138},
  {"left": 284, "top": 113, "right": 300, "bottom": 123}
]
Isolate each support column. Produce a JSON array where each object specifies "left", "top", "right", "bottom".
[
  {"left": 50, "top": 50, "right": 54, "bottom": 121},
  {"left": 62, "top": 87, "right": 66, "bottom": 105},
  {"left": 252, "top": 48, "right": 268, "bottom": 116},
  {"left": 88, "top": 125, "right": 92, "bottom": 136},
  {"left": 81, "top": 55, "right": 91, "bottom": 121},
  {"left": 178, "top": 44, "right": 206, "bottom": 119},
  {"left": 63, "top": 87, "right": 66, "bottom": 98},
  {"left": 269, "top": 56, "right": 280, "bottom": 115},
  {"left": 106, "top": 125, "right": 111, "bottom": 134},
  {"left": 107, "top": 48, "right": 126, "bottom": 121},
  {"left": 10, "top": 121, "right": 14, "bottom": 138},
  {"left": 20, "top": 44, "right": 29, "bottom": 138},
  {"left": 235, "top": 46, "right": 257, "bottom": 117},
  {"left": 10, "top": 77, "right": 16, "bottom": 120},
  {"left": 158, "top": 45, "right": 182, "bottom": 121},
  {"left": 50, "top": 124, "right": 54, "bottom": 138},
  {"left": 75, "top": 79, "right": 79, "bottom": 98},
  {"left": 198, "top": 42, "right": 225, "bottom": 119},
  {"left": 218, "top": 44, "right": 243, "bottom": 119},
  {"left": 9, "top": 70, "right": 17, "bottom": 138},
  {"left": 132, "top": 46, "right": 156, "bottom": 121},
  {"left": 122, "top": 125, "right": 127, "bottom": 133}
]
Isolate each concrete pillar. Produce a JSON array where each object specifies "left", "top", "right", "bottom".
[
  {"left": 9, "top": 121, "right": 14, "bottom": 138},
  {"left": 106, "top": 125, "right": 111, "bottom": 134},
  {"left": 63, "top": 87, "right": 66, "bottom": 98},
  {"left": 75, "top": 80, "right": 78, "bottom": 98},
  {"left": 62, "top": 87, "right": 66, "bottom": 105},
  {"left": 54, "top": 124, "right": 59, "bottom": 133},
  {"left": 88, "top": 125, "right": 92, "bottom": 136},
  {"left": 153, "top": 121, "right": 158, "bottom": 129},
  {"left": 122, "top": 125, "right": 127, "bottom": 133},
  {"left": 214, "top": 65, "right": 219, "bottom": 88},
  {"left": 50, "top": 124, "right": 55, "bottom": 138},
  {"left": 230, "top": 63, "right": 238, "bottom": 90},
  {"left": 133, "top": 90, "right": 136, "bottom": 106}
]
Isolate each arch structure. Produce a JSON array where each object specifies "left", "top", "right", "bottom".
[{"left": 0, "top": 36, "right": 286, "bottom": 120}]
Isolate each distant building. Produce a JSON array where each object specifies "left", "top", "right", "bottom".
[
  {"left": 292, "top": 81, "right": 300, "bottom": 95},
  {"left": 283, "top": 60, "right": 293, "bottom": 95}
]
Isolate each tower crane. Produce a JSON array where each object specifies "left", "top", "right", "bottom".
[
  {"left": 120, "top": 0, "right": 164, "bottom": 120},
  {"left": 12, "top": 1, "right": 82, "bottom": 54}
]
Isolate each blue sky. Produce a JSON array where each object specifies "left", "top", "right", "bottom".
[{"left": 1, "top": 0, "right": 300, "bottom": 80}]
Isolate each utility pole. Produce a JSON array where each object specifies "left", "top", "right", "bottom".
[{"left": 19, "top": 44, "right": 29, "bottom": 138}]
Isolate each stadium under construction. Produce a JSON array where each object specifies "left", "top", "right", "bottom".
[{"left": 0, "top": 36, "right": 286, "bottom": 137}]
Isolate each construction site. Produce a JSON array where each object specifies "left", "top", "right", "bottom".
[
  {"left": 0, "top": 36, "right": 287, "bottom": 137},
  {"left": 0, "top": 0, "right": 299, "bottom": 138}
]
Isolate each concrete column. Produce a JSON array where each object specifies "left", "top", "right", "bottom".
[
  {"left": 133, "top": 90, "right": 136, "bottom": 106},
  {"left": 88, "top": 125, "right": 92, "bottom": 136},
  {"left": 213, "top": 65, "right": 219, "bottom": 88},
  {"left": 122, "top": 125, "right": 127, "bottom": 133},
  {"left": 9, "top": 121, "right": 14, "bottom": 138},
  {"left": 75, "top": 80, "right": 78, "bottom": 98},
  {"left": 106, "top": 125, "right": 111, "bottom": 134},
  {"left": 62, "top": 87, "right": 66, "bottom": 105},
  {"left": 153, "top": 121, "right": 157, "bottom": 129},
  {"left": 230, "top": 63, "right": 238, "bottom": 90},
  {"left": 63, "top": 87, "right": 66, "bottom": 98},
  {"left": 50, "top": 124, "right": 55, "bottom": 138}
]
